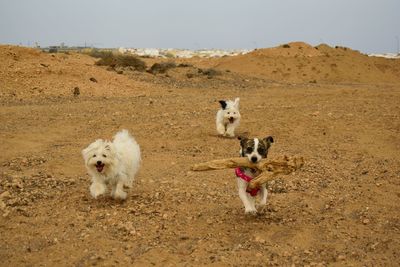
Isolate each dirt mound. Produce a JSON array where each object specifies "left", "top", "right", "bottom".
[
  {"left": 0, "top": 45, "right": 149, "bottom": 100},
  {"left": 213, "top": 42, "right": 400, "bottom": 84},
  {"left": 253, "top": 41, "right": 323, "bottom": 58}
]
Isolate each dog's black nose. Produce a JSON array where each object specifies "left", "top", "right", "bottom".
[
  {"left": 96, "top": 160, "right": 102, "bottom": 165},
  {"left": 251, "top": 157, "right": 258, "bottom": 163}
]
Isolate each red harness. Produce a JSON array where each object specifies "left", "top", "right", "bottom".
[{"left": 235, "top": 167, "right": 260, "bottom": 196}]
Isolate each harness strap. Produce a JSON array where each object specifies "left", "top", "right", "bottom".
[{"left": 235, "top": 167, "right": 260, "bottom": 196}]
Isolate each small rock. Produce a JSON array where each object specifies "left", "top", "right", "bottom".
[
  {"left": 73, "top": 87, "right": 80, "bottom": 96},
  {"left": 337, "top": 255, "right": 346, "bottom": 261},
  {"left": 0, "top": 191, "right": 11, "bottom": 199},
  {"left": 254, "top": 236, "right": 266, "bottom": 244},
  {"left": 0, "top": 200, "right": 6, "bottom": 210},
  {"left": 2, "top": 210, "right": 10, "bottom": 217},
  {"left": 362, "top": 218, "right": 370, "bottom": 225},
  {"left": 89, "top": 77, "right": 98, "bottom": 83}
]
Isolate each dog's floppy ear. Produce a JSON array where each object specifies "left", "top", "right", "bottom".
[
  {"left": 238, "top": 136, "right": 247, "bottom": 156},
  {"left": 262, "top": 136, "right": 274, "bottom": 148},
  {"left": 219, "top": 100, "right": 227, "bottom": 110},
  {"left": 104, "top": 141, "right": 116, "bottom": 155},
  {"left": 81, "top": 147, "right": 90, "bottom": 162},
  {"left": 81, "top": 139, "right": 103, "bottom": 162},
  {"left": 238, "top": 135, "right": 248, "bottom": 146},
  {"left": 233, "top": 97, "right": 240, "bottom": 109}
]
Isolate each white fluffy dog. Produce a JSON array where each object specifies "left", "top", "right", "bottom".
[
  {"left": 216, "top": 97, "right": 241, "bottom": 137},
  {"left": 82, "top": 129, "right": 141, "bottom": 200}
]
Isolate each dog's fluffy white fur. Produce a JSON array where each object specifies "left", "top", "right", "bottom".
[
  {"left": 216, "top": 97, "right": 241, "bottom": 137},
  {"left": 82, "top": 129, "right": 141, "bottom": 200}
]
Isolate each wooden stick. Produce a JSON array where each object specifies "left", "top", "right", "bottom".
[
  {"left": 191, "top": 156, "right": 304, "bottom": 173},
  {"left": 248, "top": 172, "right": 277, "bottom": 189},
  {"left": 191, "top": 157, "right": 258, "bottom": 171},
  {"left": 191, "top": 155, "right": 304, "bottom": 188}
]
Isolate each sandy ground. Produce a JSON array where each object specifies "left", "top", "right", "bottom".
[{"left": 0, "top": 44, "right": 400, "bottom": 266}]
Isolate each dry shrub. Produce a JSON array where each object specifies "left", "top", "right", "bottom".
[
  {"left": 148, "top": 62, "right": 177, "bottom": 74},
  {"left": 88, "top": 49, "right": 113, "bottom": 59},
  {"left": 178, "top": 63, "right": 193, "bottom": 68},
  {"left": 202, "top": 68, "right": 221, "bottom": 78},
  {"left": 95, "top": 53, "right": 146, "bottom": 72}
]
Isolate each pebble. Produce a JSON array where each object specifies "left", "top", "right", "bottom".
[
  {"left": 0, "top": 200, "right": 6, "bottom": 210},
  {"left": 0, "top": 191, "right": 11, "bottom": 199},
  {"left": 254, "top": 236, "right": 266, "bottom": 244},
  {"left": 337, "top": 255, "right": 346, "bottom": 261}
]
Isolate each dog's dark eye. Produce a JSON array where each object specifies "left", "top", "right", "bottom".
[
  {"left": 258, "top": 148, "right": 266, "bottom": 155},
  {"left": 227, "top": 112, "right": 230, "bottom": 114},
  {"left": 102, "top": 154, "right": 107, "bottom": 158},
  {"left": 246, "top": 147, "right": 253, "bottom": 153},
  {"left": 92, "top": 154, "right": 96, "bottom": 158}
]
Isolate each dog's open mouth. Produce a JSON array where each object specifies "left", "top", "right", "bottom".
[
  {"left": 95, "top": 163, "right": 105, "bottom": 172},
  {"left": 229, "top": 117, "right": 235, "bottom": 123}
]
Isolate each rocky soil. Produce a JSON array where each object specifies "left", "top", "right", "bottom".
[{"left": 0, "top": 44, "right": 399, "bottom": 266}]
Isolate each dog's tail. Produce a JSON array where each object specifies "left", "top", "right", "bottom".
[
  {"left": 113, "top": 129, "right": 141, "bottom": 182},
  {"left": 114, "top": 129, "right": 131, "bottom": 142}
]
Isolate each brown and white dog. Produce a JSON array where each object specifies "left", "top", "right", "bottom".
[{"left": 236, "top": 135, "right": 274, "bottom": 214}]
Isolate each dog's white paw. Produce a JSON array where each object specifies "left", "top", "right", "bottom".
[
  {"left": 260, "top": 199, "right": 267, "bottom": 206},
  {"left": 112, "top": 190, "right": 127, "bottom": 200},
  {"left": 245, "top": 209, "right": 258, "bottom": 215},
  {"left": 90, "top": 182, "right": 106, "bottom": 199},
  {"left": 217, "top": 124, "right": 226, "bottom": 135},
  {"left": 226, "top": 132, "right": 235, "bottom": 138}
]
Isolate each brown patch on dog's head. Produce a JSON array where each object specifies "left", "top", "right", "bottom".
[
  {"left": 238, "top": 136, "right": 255, "bottom": 157},
  {"left": 261, "top": 136, "right": 274, "bottom": 151},
  {"left": 238, "top": 135, "right": 274, "bottom": 161}
]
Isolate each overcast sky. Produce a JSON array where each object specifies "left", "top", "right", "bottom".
[{"left": 0, "top": 0, "right": 399, "bottom": 53}]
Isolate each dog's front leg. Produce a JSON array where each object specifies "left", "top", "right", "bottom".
[
  {"left": 216, "top": 122, "right": 226, "bottom": 135},
  {"left": 259, "top": 185, "right": 268, "bottom": 205},
  {"left": 225, "top": 124, "right": 236, "bottom": 137},
  {"left": 237, "top": 178, "right": 257, "bottom": 214},
  {"left": 111, "top": 179, "right": 127, "bottom": 200},
  {"left": 90, "top": 180, "right": 106, "bottom": 199}
]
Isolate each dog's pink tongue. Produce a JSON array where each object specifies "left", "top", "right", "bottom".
[{"left": 96, "top": 164, "right": 104, "bottom": 172}]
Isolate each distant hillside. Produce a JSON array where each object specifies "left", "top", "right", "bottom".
[{"left": 213, "top": 42, "right": 400, "bottom": 84}]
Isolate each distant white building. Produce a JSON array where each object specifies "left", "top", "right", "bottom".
[
  {"left": 368, "top": 53, "right": 400, "bottom": 59},
  {"left": 118, "top": 47, "right": 252, "bottom": 58}
]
